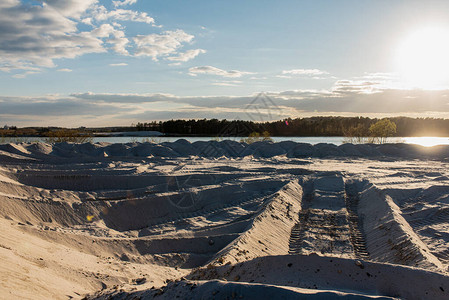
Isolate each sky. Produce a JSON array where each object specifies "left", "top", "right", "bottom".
[{"left": 2, "top": 0, "right": 449, "bottom": 127}]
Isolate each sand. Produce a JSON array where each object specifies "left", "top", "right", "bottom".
[{"left": 1, "top": 140, "right": 449, "bottom": 299}]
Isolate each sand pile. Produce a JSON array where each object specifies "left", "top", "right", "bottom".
[
  {"left": 2, "top": 140, "right": 449, "bottom": 160},
  {"left": 1, "top": 142, "right": 449, "bottom": 299}
]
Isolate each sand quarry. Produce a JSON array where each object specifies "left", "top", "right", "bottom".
[{"left": 1, "top": 140, "right": 449, "bottom": 299}]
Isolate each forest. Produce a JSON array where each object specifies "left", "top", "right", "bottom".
[
  {"left": 134, "top": 117, "right": 449, "bottom": 137},
  {"left": 2, "top": 116, "right": 449, "bottom": 138}
]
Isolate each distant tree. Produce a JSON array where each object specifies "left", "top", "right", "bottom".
[
  {"left": 369, "top": 119, "right": 397, "bottom": 144},
  {"left": 240, "top": 131, "right": 272, "bottom": 144},
  {"left": 131, "top": 116, "right": 449, "bottom": 138},
  {"left": 343, "top": 124, "right": 369, "bottom": 144},
  {"left": 44, "top": 129, "right": 93, "bottom": 143}
]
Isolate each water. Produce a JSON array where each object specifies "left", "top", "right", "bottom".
[{"left": 2, "top": 136, "right": 449, "bottom": 147}]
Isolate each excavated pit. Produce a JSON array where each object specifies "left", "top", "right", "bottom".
[{"left": 1, "top": 141, "right": 449, "bottom": 299}]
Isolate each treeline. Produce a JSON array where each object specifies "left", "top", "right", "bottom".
[
  {"left": 3, "top": 117, "right": 449, "bottom": 137},
  {"left": 135, "top": 117, "right": 449, "bottom": 137},
  {"left": 0, "top": 127, "right": 54, "bottom": 137},
  {"left": 0, "top": 127, "right": 92, "bottom": 138}
]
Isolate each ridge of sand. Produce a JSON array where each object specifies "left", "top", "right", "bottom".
[
  {"left": 1, "top": 140, "right": 449, "bottom": 160},
  {"left": 208, "top": 179, "right": 303, "bottom": 265},
  {"left": 1, "top": 142, "right": 449, "bottom": 299},
  {"left": 359, "top": 182, "right": 445, "bottom": 271}
]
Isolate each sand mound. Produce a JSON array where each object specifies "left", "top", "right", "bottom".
[
  {"left": 2, "top": 140, "right": 449, "bottom": 161},
  {"left": 1, "top": 143, "right": 449, "bottom": 299}
]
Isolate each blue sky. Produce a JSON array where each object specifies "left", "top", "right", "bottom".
[{"left": 2, "top": 0, "right": 449, "bottom": 126}]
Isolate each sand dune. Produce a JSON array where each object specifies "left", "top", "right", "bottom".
[{"left": 1, "top": 141, "right": 449, "bottom": 299}]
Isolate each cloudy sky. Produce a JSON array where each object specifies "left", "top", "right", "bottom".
[{"left": 2, "top": 0, "right": 449, "bottom": 126}]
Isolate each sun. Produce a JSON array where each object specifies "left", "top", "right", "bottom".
[{"left": 395, "top": 26, "right": 449, "bottom": 89}]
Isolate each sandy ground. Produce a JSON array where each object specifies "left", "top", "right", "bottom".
[{"left": 1, "top": 140, "right": 449, "bottom": 299}]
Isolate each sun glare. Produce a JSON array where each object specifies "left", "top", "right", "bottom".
[
  {"left": 395, "top": 26, "right": 449, "bottom": 89},
  {"left": 404, "top": 137, "right": 449, "bottom": 147}
]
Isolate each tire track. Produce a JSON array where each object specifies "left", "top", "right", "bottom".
[
  {"left": 345, "top": 183, "right": 369, "bottom": 260},
  {"left": 288, "top": 210, "right": 310, "bottom": 255},
  {"left": 289, "top": 176, "right": 368, "bottom": 259}
]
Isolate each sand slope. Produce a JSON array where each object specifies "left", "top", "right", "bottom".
[{"left": 1, "top": 141, "right": 449, "bottom": 299}]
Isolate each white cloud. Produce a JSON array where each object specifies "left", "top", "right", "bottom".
[
  {"left": 212, "top": 83, "right": 237, "bottom": 86},
  {"left": 0, "top": 1, "right": 197, "bottom": 76},
  {"left": 188, "top": 66, "right": 254, "bottom": 78},
  {"left": 113, "top": 0, "right": 138, "bottom": 7},
  {"left": 109, "top": 63, "right": 128, "bottom": 66},
  {"left": 0, "top": 61, "right": 41, "bottom": 73},
  {"left": 57, "top": 68, "right": 73, "bottom": 72},
  {"left": 108, "top": 32, "right": 129, "bottom": 55},
  {"left": 90, "top": 23, "right": 129, "bottom": 55},
  {"left": 91, "top": 23, "right": 116, "bottom": 38},
  {"left": 332, "top": 80, "right": 383, "bottom": 94},
  {"left": 167, "top": 49, "right": 206, "bottom": 62},
  {"left": 12, "top": 71, "right": 40, "bottom": 78},
  {"left": 0, "top": 1, "right": 105, "bottom": 73},
  {"left": 276, "top": 75, "right": 293, "bottom": 79},
  {"left": 81, "top": 17, "right": 93, "bottom": 25},
  {"left": 282, "top": 69, "right": 329, "bottom": 76},
  {"left": 44, "top": 0, "right": 98, "bottom": 19},
  {"left": 212, "top": 80, "right": 243, "bottom": 87},
  {"left": 133, "top": 30, "right": 194, "bottom": 61},
  {"left": 359, "top": 72, "right": 397, "bottom": 80},
  {"left": 92, "top": 7, "right": 155, "bottom": 25}
]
